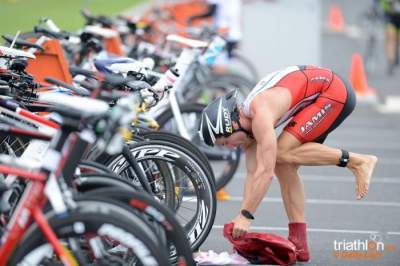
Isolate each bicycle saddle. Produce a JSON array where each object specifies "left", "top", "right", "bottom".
[
  {"left": 39, "top": 93, "right": 109, "bottom": 119},
  {"left": 2, "top": 35, "right": 45, "bottom": 52},
  {"left": 94, "top": 57, "right": 135, "bottom": 74}
]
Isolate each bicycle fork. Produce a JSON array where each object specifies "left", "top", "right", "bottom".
[{"left": 122, "top": 144, "right": 153, "bottom": 193}]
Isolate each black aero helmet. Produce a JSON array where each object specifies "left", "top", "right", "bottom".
[{"left": 199, "top": 90, "right": 239, "bottom": 146}]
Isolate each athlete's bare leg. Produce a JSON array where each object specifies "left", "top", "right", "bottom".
[
  {"left": 278, "top": 132, "right": 378, "bottom": 199},
  {"left": 276, "top": 133, "right": 310, "bottom": 261},
  {"left": 275, "top": 163, "right": 305, "bottom": 222},
  {"left": 275, "top": 133, "right": 305, "bottom": 222}
]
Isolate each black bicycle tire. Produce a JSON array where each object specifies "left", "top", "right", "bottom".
[
  {"left": 121, "top": 139, "right": 215, "bottom": 195},
  {"left": 104, "top": 149, "right": 177, "bottom": 208},
  {"left": 139, "top": 131, "right": 215, "bottom": 186},
  {"left": 105, "top": 140, "right": 216, "bottom": 251},
  {"left": 84, "top": 187, "right": 195, "bottom": 266},
  {"left": 77, "top": 160, "right": 116, "bottom": 175},
  {"left": 75, "top": 197, "right": 166, "bottom": 248},
  {"left": 74, "top": 173, "right": 139, "bottom": 192},
  {"left": 8, "top": 201, "right": 170, "bottom": 266}
]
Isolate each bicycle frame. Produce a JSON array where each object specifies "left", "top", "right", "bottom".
[
  {"left": 146, "top": 48, "right": 200, "bottom": 139},
  {"left": 1, "top": 93, "right": 154, "bottom": 193},
  {"left": 0, "top": 159, "right": 76, "bottom": 266},
  {"left": 0, "top": 101, "right": 59, "bottom": 131},
  {"left": 0, "top": 106, "right": 85, "bottom": 265},
  {"left": 0, "top": 167, "right": 76, "bottom": 265},
  {"left": 145, "top": 38, "right": 226, "bottom": 139}
]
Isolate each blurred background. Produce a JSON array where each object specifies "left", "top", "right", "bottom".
[
  {"left": 0, "top": 0, "right": 143, "bottom": 33},
  {"left": 1, "top": 0, "right": 398, "bottom": 92}
]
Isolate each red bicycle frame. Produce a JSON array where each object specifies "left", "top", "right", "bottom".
[
  {"left": 0, "top": 99, "right": 59, "bottom": 130},
  {"left": 0, "top": 166, "right": 76, "bottom": 266},
  {"left": 0, "top": 115, "right": 76, "bottom": 265},
  {"left": 17, "top": 107, "right": 59, "bottom": 129}
]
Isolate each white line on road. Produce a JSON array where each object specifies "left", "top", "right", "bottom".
[
  {"left": 334, "top": 128, "right": 400, "bottom": 136},
  {"left": 234, "top": 173, "right": 400, "bottom": 184},
  {"left": 223, "top": 196, "right": 400, "bottom": 207},
  {"left": 323, "top": 142, "right": 400, "bottom": 150},
  {"left": 212, "top": 225, "right": 400, "bottom": 236},
  {"left": 387, "top": 232, "right": 400, "bottom": 236}
]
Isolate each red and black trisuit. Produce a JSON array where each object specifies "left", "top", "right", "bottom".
[{"left": 242, "top": 65, "right": 356, "bottom": 143}]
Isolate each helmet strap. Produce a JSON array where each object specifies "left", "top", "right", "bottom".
[{"left": 232, "top": 110, "right": 253, "bottom": 139}]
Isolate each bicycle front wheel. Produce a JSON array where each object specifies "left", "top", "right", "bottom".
[{"left": 8, "top": 201, "right": 170, "bottom": 266}]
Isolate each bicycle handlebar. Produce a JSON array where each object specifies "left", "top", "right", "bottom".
[
  {"left": 44, "top": 77, "right": 90, "bottom": 96},
  {"left": 69, "top": 66, "right": 96, "bottom": 78},
  {"left": 0, "top": 98, "right": 19, "bottom": 111}
]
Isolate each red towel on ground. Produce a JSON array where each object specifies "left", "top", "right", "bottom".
[{"left": 223, "top": 223, "right": 296, "bottom": 265}]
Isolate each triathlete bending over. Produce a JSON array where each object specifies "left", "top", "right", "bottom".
[{"left": 199, "top": 65, "right": 378, "bottom": 262}]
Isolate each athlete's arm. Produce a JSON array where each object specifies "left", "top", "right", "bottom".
[
  {"left": 231, "top": 87, "right": 289, "bottom": 238},
  {"left": 241, "top": 141, "right": 257, "bottom": 207},
  {"left": 240, "top": 104, "right": 277, "bottom": 213},
  {"left": 231, "top": 102, "right": 277, "bottom": 238}
]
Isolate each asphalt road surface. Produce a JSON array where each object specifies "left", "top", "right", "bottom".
[{"left": 200, "top": 0, "right": 400, "bottom": 265}]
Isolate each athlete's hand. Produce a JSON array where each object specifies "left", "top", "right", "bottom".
[{"left": 231, "top": 214, "right": 251, "bottom": 239}]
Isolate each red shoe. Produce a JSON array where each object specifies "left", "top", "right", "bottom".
[{"left": 288, "top": 222, "right": 310, "bottom": 262}]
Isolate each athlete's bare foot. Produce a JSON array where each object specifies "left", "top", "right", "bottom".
[{"left": 348, "top": 154, "right": 378, "bottom": 200}]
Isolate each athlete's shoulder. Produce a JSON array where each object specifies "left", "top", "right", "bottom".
[{"left": 251, "top": 88, "right": 289, "bottom": 116}]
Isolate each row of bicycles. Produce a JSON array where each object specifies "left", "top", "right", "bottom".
[{"left": 0, "top": 5, "right": 257, "bottom": 266}]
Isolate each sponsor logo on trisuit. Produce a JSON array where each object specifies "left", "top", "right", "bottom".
[{"left": 301, "top": 103, "right": 332, "bottom": 134}]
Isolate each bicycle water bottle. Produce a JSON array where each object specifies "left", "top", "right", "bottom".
[
  {"left": 153, "top": 67, "right": 180, "bottom": 94},
  {"left": 200, "top": 36, "right": 227, "bottom": 65}
]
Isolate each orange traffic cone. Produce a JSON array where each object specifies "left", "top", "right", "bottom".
[
  {"left": 216, "top": 188, "right": 231, "bottom": 201},
  {"left": 329, "top": 4, "right": 345, "bottom": 32},
  {"left": 349, "top": 53, "right": 377, "bottom": 102}
]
